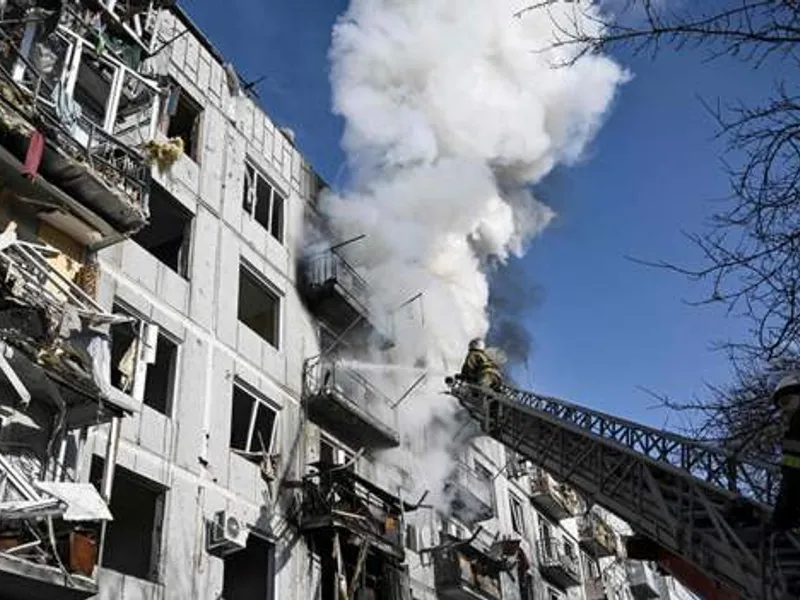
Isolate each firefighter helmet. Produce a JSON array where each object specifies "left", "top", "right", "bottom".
[
  {"left": 469, "top": 338, "right": 485, "bottom": 351},
  {"left": 772, "top": 372, "right": 800, "bottom": 407}
]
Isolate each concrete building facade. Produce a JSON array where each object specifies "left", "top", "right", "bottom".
[{"left": 0, "top": 3, "right": 693, "bottom": 600}]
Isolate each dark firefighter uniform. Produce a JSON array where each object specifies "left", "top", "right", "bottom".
[
  {"left": 460, "top": 348, "right": 503, "bottom": 391},
  {"left": 773, "top": 404, "right": 800, "bottom": 531}
]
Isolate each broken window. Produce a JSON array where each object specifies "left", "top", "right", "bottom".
[
  {"left": 141, "top": 332, "right": 178, "bottom": 416},
  {"left": 584, "top": 552, "right": 600, "bottom": 579},
  {"left": 222, "top": 534, "right": 276, "bottom": 600},
  {"left": 509, "top": 493, "right": 525, "bottom": 536},
  {"left": 229, "top": 382, "right": 278, "bottom": 463},
  {"left": 538, "top": 517, "right": 554, "bottom": 556},
  {"left": 238, "top": 264, "right": 280, "bottom": 348},
  {"left": 109, "top": 302, "right": 179, "bottom": 416},
  {"left": 133, "top": 183, "right": 193, "bottom": 277},
  {"left": 319, "top": 435, "right": 354, "bottom": 470},
  {"left": 91, "top": 459, "right": 165, "bottom": 582},
  {"left": 563, "top": 539, "right": 576, "bottom": 560},
  {"left": 162, "top": 82, "right": 203, "bottom": 162},
  {"left": 405, "top": 523, "right": 418, "bottom": 552},
  {"left": 73, "top": 51, "right": 116, "bottom": 128},
  {"left": 242, "top": 160, "right": 285, "bottom": 243},
  {"left": 474, "top": 460, "right": 496, "bottom": 514}
]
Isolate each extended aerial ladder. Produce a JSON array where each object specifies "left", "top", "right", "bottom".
[{"left": 445, "top": 377, "right": 800, "bottom": 600}]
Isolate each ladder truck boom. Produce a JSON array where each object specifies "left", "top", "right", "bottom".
[{"left": 445, "top": 377, "right": 800, "bottom": 600}]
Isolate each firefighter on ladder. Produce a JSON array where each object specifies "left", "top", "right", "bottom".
[
  {"left": 771, "top": 372, "right": 800, "bottom": 534},
  {"left": 460, "top": 338, "right": 503, "bottom": 391}
]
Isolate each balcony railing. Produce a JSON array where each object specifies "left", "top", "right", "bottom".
[
  {"left": 0, "top": 440, "right": 112, "bottom": 599},
  {"left": 303, "top": 357, "right": 400, "bottom": 448},
  {"left": 579, "top": 513, "right": 617, "bottom": 559},
  {"left": 301, "top": 250, "right": 394, "bottom": 344},
  {"left": 445, "top": 462, "right": 494, "bottom": 525},
  {"left": 529, "top": 468, "right": 580, "bottom": 521},
  {"left": 537, "top": 540, "right": 581, "bottom": 589},
  {"left": 626, "top": 562, "right": 661, "bottom": 600},
  {"left": 298, "top": 465, "right": 410, "bottom": 560},
  {"left": 432, "top": 534, "right": 503, "bottom": 600},
  {"left": 0, "top": 21, "right": 156, "bottom": 236}
]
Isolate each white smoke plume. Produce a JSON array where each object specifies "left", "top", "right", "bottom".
[{"left": 320, "top": 0, "right": 627, "bottom": 512}]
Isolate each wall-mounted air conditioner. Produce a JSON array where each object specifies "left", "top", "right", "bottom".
[{"left": 206, "top": 510, "right": 248, "bottom": 557}]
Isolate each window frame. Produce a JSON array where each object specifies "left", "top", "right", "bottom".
[
  {"left": 141, "top": 329, "right": 180, "bottom": 418},
  {"left": 509, "top": 492, "right": 526, "bottom": 536},
  {"left": 237, "top": 262, "right": 282, "bottom": 349},
  {"left": 242, "top": 158, "right": 286, "bottom": 244},
  {"left": 319, "top": 432, "right": 355, "bottom": 468},
  {"left": 161, "top": 79, "right": 203, "bottom": 163},
  {"left": 229, "top": 380, "right": 279, "bottom": 463},
  {"left": 132, "top": 181, "right": 194, "bottom": 278},
  {"left": 90, "top": 459, "right": 167, "bottom": 583},
  {"left": 109, "top": 300, "right": 180, "bottom": 417}
]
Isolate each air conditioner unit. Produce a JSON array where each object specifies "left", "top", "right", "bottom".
[{"left": 206, "top": 511, "right": 248, "bottom": 557}]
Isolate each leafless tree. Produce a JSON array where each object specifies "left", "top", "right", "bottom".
[{"left": 528, "top": 0, "right": 800, "bottom": 459}]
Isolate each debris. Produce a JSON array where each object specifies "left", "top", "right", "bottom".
[{"left": 143, "top": 136, "right": 184, "bottom": 171}]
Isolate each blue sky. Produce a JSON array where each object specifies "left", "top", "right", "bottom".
[{"left": 181, "top": 0, "right": 781, "bottom": 430}]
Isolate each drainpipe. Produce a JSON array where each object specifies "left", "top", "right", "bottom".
[{"left": 97, "top": 415, "right": 121, "bottom": 567}]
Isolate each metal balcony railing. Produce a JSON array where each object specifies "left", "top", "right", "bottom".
[
  {"left": 537, "top": 539, "right": 582, "bottom": 587},
  {"left": 0, "top": 24, "right": 152, "bottom": 218},
  {"left": 529, "top": 468, "right": 580, "bottom": 520},
  {"left": 302, "top": 250, "right": 394, "bottom": 340},
  {"left": 447, "top": 461, "right": 494, "bottom": 515},
  {"left": 304, "top": 357, "right": 398, "bottom": 430},
  {"left": 432, "top": 542, "right": 503, "bottom": 600},
  {"left": 299, "top": 466, "right": 408, "bottom": 559}
]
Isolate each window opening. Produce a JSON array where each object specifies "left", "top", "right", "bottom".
[
  {"left": 242, "top": 160, "right": 285, "bottom": 243},
  {"left": 238, "top": 264, "right": 280, "bottom": 348},
  {"left": 229, "top": 382, "right": 278, "bottom": 464},
  {"left": 132, "top": 183, "right": 193, "bottom": 277},
  {"left": 91, "top": 459, "right": 165, "bottom": 582},
  {"left": 162, "top": 82, "right": 202, "bottom": 161}
]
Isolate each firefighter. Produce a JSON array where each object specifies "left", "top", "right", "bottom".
[
  {"left": 771, "top": 372, "right": 800, "bottom": 532},
  {"left": 460, "top": 338, "right": 503, "bottom": 391}
]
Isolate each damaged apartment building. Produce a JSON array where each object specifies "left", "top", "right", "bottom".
[{"left": 0, "top": 2, "right": 688, "bottom": 600}]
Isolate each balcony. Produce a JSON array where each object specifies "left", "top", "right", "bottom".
[
  {"left": 298, "top": 464, "right": 414, "bottom": 561},
  {"left": 627, "top": 562, "right": 661, "bottom": 600},
  {"left": 0, "top": 238, "right": 136, "bottom": 599},
  {"left": 579, "top": 513, "right": 617, "bottom": 559},
  {"left": 445, "top": 462, "right": 494, "bottom": 526},
  {"left": 303, "top": 358, "right": 400, "bottom": 449},
  {"left": 537, "top": 540, "right": 581, "bottom": 589},
  {"left": 432, "top": 533, "right": 503, "bottom": 600},
  {"left": 300, "top": 250, "right": 393, "bottom": 348},
  {"left": 528, "top": 468, "right": 580, "bottom": 521},
  {"left": 0, "top": 11, "right": 162, "bottom": 244}
]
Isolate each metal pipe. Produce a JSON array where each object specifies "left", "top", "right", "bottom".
[{"left": 97, "top": 416, "right": 122, "bottom": 567}]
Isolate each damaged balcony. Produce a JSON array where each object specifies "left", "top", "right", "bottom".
[
  {"left": 303, "top": 358, "right": 400, "bottom": 449},
  {"left": 626, "top": 562, "right": 661, "bottom": 600},
  {"left": 445, "top": 462, "right": 494, "bottom": 526},
  {"left": 300, "top": 249, "right": 394, "bottom": 349},
  {"left": 0, "top": 3, "right": 165, "bottom": 246},
  {"left": 431, "top": 532, "right": 505, "bottom": 600},
  {"left": 528, "top": 467, "right": 580, "bottom": 522},
  {"left": 579, "top": 513, "right": 617, "bottom": 559},
  {"left": 537, "top": 540, "right": 581, "bottom": 589},
  {"left": 0, "top": 235, "right": 137, "bottom": 599},
  {"left": 297, "top": 463, "right": 415, "bottom": 562}
]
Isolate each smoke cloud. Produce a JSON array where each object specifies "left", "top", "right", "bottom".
[{"left": 320, "top": 0, "right": 627, "bottom": 513}]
